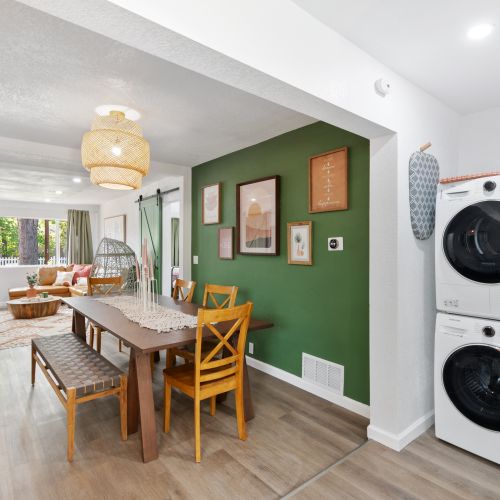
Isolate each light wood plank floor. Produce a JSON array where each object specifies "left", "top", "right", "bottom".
[
  {"left": 1, "top": 330, "right": 499, "bottom": 499},
  {"left": 0, "top": 332, "right": 368, "bottom": 499}
]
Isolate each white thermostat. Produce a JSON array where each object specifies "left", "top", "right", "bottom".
[{"left": 328, "top": 237, "right": 343, "bottom": 251}]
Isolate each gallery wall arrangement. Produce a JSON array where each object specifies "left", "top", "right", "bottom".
[{"left": 192, "top": 121, "right": 370, "bottom": 405}]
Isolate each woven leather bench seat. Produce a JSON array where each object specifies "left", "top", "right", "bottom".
[{"left": 32, "top": 333, "right": 123, "bottom": 397}]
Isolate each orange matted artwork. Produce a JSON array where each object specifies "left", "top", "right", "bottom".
[{"left": 309, "top": 147, "right": 348, "bottom": 213}]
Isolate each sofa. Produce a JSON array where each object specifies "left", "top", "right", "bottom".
[{"left": 8, "top": 265, "right": 91, "bottom": 300}]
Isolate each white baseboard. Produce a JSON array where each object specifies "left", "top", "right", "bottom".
[
  {"left": 367, "top": 410, "right": 434, "bottom": 451},
  {"left": 246, "top": 356, "right": 370, "bottom": 418}
]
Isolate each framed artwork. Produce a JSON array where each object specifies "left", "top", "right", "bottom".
[
  {"left": 309, "top": 146, "right": 348, "bottom": 213},
  {"left": 287, "top": 221, "right": 312, "bottom": 265},
  {"left": 103, "top": 214, "right": 126, "bottom": 242},
  {"left": 236, "top": 175, "right": 280, "bottom": 256},
  {"left": 202, "top": 183, "right": 221, "bottom": 224},
  {"left": 218, "top": 227, "right": 234, "bottom": 260}
]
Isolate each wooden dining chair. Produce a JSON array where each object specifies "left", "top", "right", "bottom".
[
  {"left": 88, "top": 276, "right": 123, "bottom": 353},
  {"left": 163, "top": 302, "right": 253, "bottom": 462},
  {"left": 166, "top": 283, "right": 239, "bottom": 368},
  {"left": 172, "top": 279, "right": 197, "bottom": 303}
]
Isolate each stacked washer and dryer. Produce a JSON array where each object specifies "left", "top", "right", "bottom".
[{"left": 435, "top": 175, "right": 500, "bottom": 464}]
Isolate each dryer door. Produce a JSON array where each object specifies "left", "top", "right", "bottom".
[
  {"left": 444, "top": 200, "right": 500, "bottom": 283},
  {"left": 443, "top": 344, "right": 500, "bottom": 431}
]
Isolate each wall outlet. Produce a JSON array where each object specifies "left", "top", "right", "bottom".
[
  {"left": 328, "top": 237, "right": 343, "bottom": 251},
  {"left": 193, "top": 255, "right": 198, "bottom": 264},
  {"left": 248, "top": 342, "right": 254, "bottom": 355}
]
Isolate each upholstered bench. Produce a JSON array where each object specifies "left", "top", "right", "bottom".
[{"left": 31, "top": 333, "right": 127, "bottom": 462}]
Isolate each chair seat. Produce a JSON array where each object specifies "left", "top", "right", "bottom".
[
  {"left": 164, "top": 363, "right": 237, "bottom": 399},
  {"left": 32, "top": 333, "right": 123, "bottom": 397}
]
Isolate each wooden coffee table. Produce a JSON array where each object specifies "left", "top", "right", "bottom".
[{"left": 7, "top": 297, "right": 61, "bottom": 319}]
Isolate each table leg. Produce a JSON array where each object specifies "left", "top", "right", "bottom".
[
  {"left": 72, "top": 310, "right": 86, "bottom": 341},
  {"left": 127, "top": 350, "right": 139, "bottom": 435},
  {"left": 129, "top": 348, "right": 158, "bottom": 462}
]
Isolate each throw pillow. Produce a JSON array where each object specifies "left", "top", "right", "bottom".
[
  {"left": 38, "top": 266, "right": 66, "bottom": 286},
  {"left": 72, "top": 264, "right": 92, "bottom": 284},
  {"left": 76, "top": 277, "right": 88, "bottom": 286},
  {"left": 53, "top": 271, "right": 75, "bottom": 286}
]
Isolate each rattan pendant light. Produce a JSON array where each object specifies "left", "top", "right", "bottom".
[{"left": 81, "top": 110, "right": 150, "bottom": 190}]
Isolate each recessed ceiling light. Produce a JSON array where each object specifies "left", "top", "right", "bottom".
[
  {"left": 95, "top": 104, "right": 141, "bottom": 121},
  {"left": 55, "top": 190, "right": 63, "bottom": 195},
  {"left": 45, "top": 198, "right": 51, "bottom": 203},
  {"left": 467, "top": 23, "right": 494, "bottom": 40},
  {"left": 73, "top": 177, "right": 81, "bottom": 183}
]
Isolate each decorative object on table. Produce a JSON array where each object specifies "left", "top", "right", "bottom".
[
  {"left": 0, "top": 306, "right": 72, "bottom": 350},
  {"left": 91, "top": 237, "right": 136, "bottom": 291},
  {"left": 287, "top": 221, "right": 312, "bottom": 265},
  {"left": 25, "top": 272, "right": 38, "bottom": 298},
  {"left": 309, "top": 147, "right": 348, "bottom": 213},
  {"left": 218, "top": 227, "right": 234, "bottom": 260},
  {"left": 81, "top": 107, "right": 150, "bottom": 190},
  {"left": 7, "top": 296, "right": 61, "bottom": 320},
  {"left": 134, "top": 238, "right": 159, "bottom": 312},
  {"left": 104, "top": 214, "right": 126, "bottom": 242},
  {"left": 41, "top": 292, "right": 49, "bottom": 298},
  {"left": 98, "top": 295, "right": 197, "bottom": 333},
  {"left": 409, "top": 142, "right": 440, "bottom": 240},
  {"left": 236, "top": 175, "right": 280, "bottom": 255},
  {"left": 202, "top": 183, "right": 221, "bottom": 224}
]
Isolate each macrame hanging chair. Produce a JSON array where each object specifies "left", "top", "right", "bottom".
[{"left": 91, "top": 238, "right": 137, "bottom": 291}]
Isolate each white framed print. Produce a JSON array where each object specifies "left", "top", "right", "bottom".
[
  {"left": 202, "top": 183, "right": 221, "bottom": 224},
  {"left": 287, "top": 221, "right": 312, "bottom": 265},
  {"left": 104, "top": 214, "right": 126, "bottom": 242}
]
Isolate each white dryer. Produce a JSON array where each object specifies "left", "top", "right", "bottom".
[
  {"left": 435, "top": 312, "right": 500, "bottom": 463},
  {"left": 436, "top": 175, "right": 500, "bottom": 319}
]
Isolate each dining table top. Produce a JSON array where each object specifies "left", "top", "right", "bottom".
[{"left": 62, "top": 295, "right": 273, "bottom": 354}]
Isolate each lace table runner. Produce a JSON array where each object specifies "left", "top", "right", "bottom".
[{"left": 96, "top": 296, "right": 198, "bottom": 333}]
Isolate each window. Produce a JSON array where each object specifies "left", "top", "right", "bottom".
[{"left": 0, "top": 217, "right": 67, "bottom": 266}]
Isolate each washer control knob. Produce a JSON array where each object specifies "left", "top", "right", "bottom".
[
  {"left": 483, "top": 326, "right": 496, "bottom": 337},
  {"left": 484, "top": 180, "right": 496, "bottom": 192}
]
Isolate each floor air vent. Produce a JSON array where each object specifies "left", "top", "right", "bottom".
[{"left": 302, "top": 353, "right": 344, "bottom": 394}]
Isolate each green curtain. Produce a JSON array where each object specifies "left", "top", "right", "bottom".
[
  {"left": 67, "top": 210, "right": 93, "bottom": 264},
  {"left": 171, "top": 217, "right": 179, "bottom": 266}
]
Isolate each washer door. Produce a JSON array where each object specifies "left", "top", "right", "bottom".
[
  {"left": 443, "top": 200, "right": 500, "bottom": 283},
  {"left": 443, "top": 344, "right": 500, "bottom": 431}
]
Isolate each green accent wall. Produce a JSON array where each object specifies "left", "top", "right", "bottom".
[{"left": 192, "top": 122, "right": 370, "bottom": 404}]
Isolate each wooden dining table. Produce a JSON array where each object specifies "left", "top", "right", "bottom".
[{"left": 62, "top": 295, "right": 273, "bottom": 463}]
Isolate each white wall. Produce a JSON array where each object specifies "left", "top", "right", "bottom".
[
  {"left": 459, "top": 106, "right": 500, "bottom": 175},
  {"left": 0, "top": 200, "right": 100, "bottom": 303},
  {"left": 22, "top": 0, "right": 461, "bottom": 450}
]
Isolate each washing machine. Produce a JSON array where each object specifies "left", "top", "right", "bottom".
[
  {"left": 436, "top": 175, "right": 500, "bottom": 319},
  {"left": 435, "top": 312, "right": 500, "bottom": 463}
]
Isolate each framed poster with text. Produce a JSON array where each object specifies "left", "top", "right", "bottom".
[{"left": 309, "top": 147, "right": 348, "bottom": 213}]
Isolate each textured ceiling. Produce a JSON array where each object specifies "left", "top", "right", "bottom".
[
  {"left": 293, "top": 0, "right": 500, "bottom": 114},
  {"left": 0, "top": 0, "right": 315, "bottom": 204}
]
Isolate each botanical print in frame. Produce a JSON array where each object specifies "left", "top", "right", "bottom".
[
  {"left": 309, "top": 147, "right": 348, "bottom": 213},
  {"left": 288, "top": 221, "right": 312, "bottom": 265},
  {"left": 218, "top": 227, "right": 234, "bottom": 260},
  {"left": 104, "top": 214, "right": 126, "bottom": 242},
  {"left": 202, "top": 183, "right": 221, "bottom": 224},
  {"left": 237, "top": 175, "right": 280, "bottom": 256}
]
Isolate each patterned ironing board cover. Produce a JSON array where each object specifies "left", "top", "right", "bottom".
[{"left": 409, "top": 151, "right": 440, "bottom": 240}]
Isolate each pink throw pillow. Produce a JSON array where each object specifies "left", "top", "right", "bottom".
[{"left": 72, "top": 264, "right": 92, "bottom": 285}]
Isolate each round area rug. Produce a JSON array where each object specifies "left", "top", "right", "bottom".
[{"left": 0, "top": 305, "right": 73, "bottom": 350}]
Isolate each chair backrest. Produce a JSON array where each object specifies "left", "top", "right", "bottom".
[
  {"left": 194, "top": 302, "right": 253, "bottom": 387},
  {"left": 172, "top": 279, "right": 197, "bottom": 303},
  {"left": 87, "top": 276, "right": 123, "bottom": 296},
  {"left": 202, "top": 284, "right": 238, "bottom": 309}
]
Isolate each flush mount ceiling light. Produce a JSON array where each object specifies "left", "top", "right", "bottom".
[
  {"left": 467, "top": 23, "right": 494, "bottom": 40},
  {"left": 81, "top": 107, "right": 150, "bottom": 190}
]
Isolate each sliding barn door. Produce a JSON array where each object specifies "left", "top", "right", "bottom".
[{"left": 139, "top": 194, "right": 162, "bottom": 294}]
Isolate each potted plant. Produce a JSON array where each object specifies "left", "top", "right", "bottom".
[{"left": 25, "top": 272, "right": 38, "bottom": 298}]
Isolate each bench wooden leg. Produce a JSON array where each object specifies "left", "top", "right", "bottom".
[
  {"left": 89, "top": 324, "right": 94, "bottom": 349},
  {"left": 67, "top": 388, "right": 76, "bottom": 462},
  {"left": 31, "top": 345, "right": 36, "bottom": 385},
  {"left": 96, "top": 327, "right": 102, "bottom": 353},
  {"left": 119, "top": 374, "right": 128, "bottom": 441},
  {"left": 119, "top": 339, "right": 123, "bottom": 352}
]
